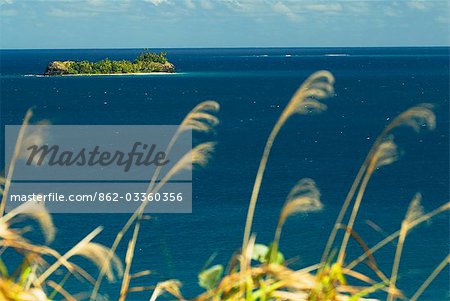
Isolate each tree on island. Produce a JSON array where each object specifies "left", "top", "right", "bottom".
[{"left": 45, "top": 51, "right": 174, "bottom": 75}]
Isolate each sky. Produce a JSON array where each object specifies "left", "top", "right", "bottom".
[{"left": 0, "top": 0, "right": 449, "bottom": 49}]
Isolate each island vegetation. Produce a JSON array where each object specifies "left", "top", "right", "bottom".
[{"left": 44, "top": 51, "right": 175, "bottom": 75}]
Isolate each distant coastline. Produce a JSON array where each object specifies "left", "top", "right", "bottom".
[{"left": 44, "top": 51, "right": 175, "bottom": 76}]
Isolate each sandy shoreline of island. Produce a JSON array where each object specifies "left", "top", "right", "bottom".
[
  {"left": 25, "top": 72, "right": 179, "bottom": 77},
  {"left": 58, "top": 72, "right": 176, "bottom": 76}
]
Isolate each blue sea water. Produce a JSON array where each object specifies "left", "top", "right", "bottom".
[{"left": 0, "top": 48, "right": 449, "bottom": 300}]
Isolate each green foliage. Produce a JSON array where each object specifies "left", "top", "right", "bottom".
[
  {"left": 198, "top": 264, "right": 224, "bottom": 290},
  {"left": 62, "top": 51, "right": 172, "bottom": 75},
  {"left": 135, "top": 51, "right": 168, "bottom": 64},
  {"left": 309, "top": 263, "right": 347, "bottom": 301},
  {"left": 252, "top": 243, "right": 285, "bottom": 265},
  {"left": 349, "top": 282, "right": 387, "bottom": 301}
]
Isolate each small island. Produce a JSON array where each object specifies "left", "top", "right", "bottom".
[{"left": 44, "top": 51, "right": 175, "bottom": 76}]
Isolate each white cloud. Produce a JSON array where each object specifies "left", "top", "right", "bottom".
[
  {"left": 221, "top": 0, "right": 245, "bottom": 11},
  {"left": 86, "top": 0, "right": 104, "bottom": 6},
  {"left": 384, "top": 6, "right": 400, "bottom": 17},
  {"left": 182, "top": 0, "right": 213, "bottom": 10},
  {"left": 199, "top": 0, "right": 214, "bottom": 10},
  {"left": 345, "top": 2, "right": 369, "bottom": 14},
  {"left": 48, "top": 8, "right": 96, "bottom": 17},
  {"left": 303, "top": 3, "right": 343, "bottom": 14},
  {"left": 83, "top": 0, "right": 131, "bottom": 13},
  {"left": 220, "top": 0, "right": 268, "bottom": 13},
  {"left": 144, "top": 0, "right": 170, "bottom": 6},
  {"left": 435, "top": 15, "right": 449, "bottom": 24},
  {"left": 407, "top": 1, "right": 431, "bottom": 11},
  {"left": 0, "top": 8, "right": 16, "bottom": 16},
  {"left": 184, "top": 0, "right": 195, "bottom": 9},
  {"left": 273, "top": 1, "right": 300, "bottom": 22}
]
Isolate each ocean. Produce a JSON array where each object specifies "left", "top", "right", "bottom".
[{"left": 1, "top": 47, "right": 449, "bottom": 300}]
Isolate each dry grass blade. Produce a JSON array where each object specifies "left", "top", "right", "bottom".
[
  {"left": 91, "top": 100, "right": 219, "bottom": 300},
  {"left": 194, "top": 262, "right": 378, "bottom": 301},
  {"left": 372, "top": 137, "right": 399, "bottom": 170},
  {"left": 19, "top": 120, "right": 50, "bottom": 164},
  {"left": 321, "top": 104, "right": 435, "bottom": 264},
  {"left": 337, "top": 138, "right": 399, "bottom": 264},
  {"left": 347, "top": 202, "right": 450, "bottom": 271},
  {"left": 271, "top": 290, "right": 308, "bottom": 301},
  {"left": 35, "top": 226, "right": 103, "bottom": 286},
  {"left": 404, "top": 193, "right": 424, "bottom": 223},
  {"left": 365, "top": 219, "right": 389, "bottom": 238},
  {"left": 0, "top": 176, "right": 4, "bottom": 196},
  {"left": 179, "top": 100, "right": 220, "bottom": 133},
  {"left": 1, "top": 109, "right": 33, "bottom": 216},
  {"left": 154, "top": 142, "right": 216, "bottom": 193},
  {"left": 127, "top": 285, "right": 156, "bottom": 293},
  {"left": 119, "top": 218, "right": 142, "bottom": 301},
  {"left": 181, "top": 112, "right": 219, "bottom": 133},
  {"left": 242, "top": 71, "right": 335, "bottom": 262},
  {"left": 283, "top": 178, "right": 323, "bottom": 216},
  {"left": 339, "top": 225, "right": 388, "bottom": 283},
  {"left": 1, "top": 196, "right": 55, "bottom": 244},
  {"left": 115, "top": 143, "right": 214, "bottom": 301},
  {"left": 0, "top": 278, "right": 48, "bottom": 301},
  {"left": 388, "top": 193, "right": 424, "bottom": 301},
  {"left": 2, "top": 239, "right": 98, "bottom": 286},
  {"left": 47, "top": 280, "right": 77, "bottom": 301},
  {"left": 130, "top": 270, "right": 152, "bottom": 279},
  {"left": 243, "top": 235, "right": 256, "bottom": 271},
  {"left": 388, "top": 103, "right": 436, "bottom": 133},
  {"left": 274, "top": 178, "right": 322, "bottom": 249},
  {"left": 147, "top": 100, "right": 219, "bottom": 194},
  {"left": 365, "top": 137, "right": 399, "bottom": 174},
  {"left": 149, "top": 279, "right": 183, "bottom": 301},
  {"left": 410, "top": 254, "right": 450, "bottom": 301},
  {"left": 73, "top": 242, "right": 123, "bottom": 282},
  {"left": 285, "top": 71, "right": 335, "bottom": 118}
]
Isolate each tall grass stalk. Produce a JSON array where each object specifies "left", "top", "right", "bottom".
[
  {"left": 410, "top": 254, "right": 450, "bottom": 301},
  {"left": 272, "top": 179, "right": 322, "bottom": 261},
  {"left": 336, "top": 138, "right": 398, "bottom": 264},
  {"left": 0, "top": 109, "right": 33, "bottom": 216},
  {"left": 116, "top": 142, "right": 215, "bottom": 300},
  {"left": 242, "top": 71, "right": 335, "bottom": 257},
  {"left": 34, "top": 226, "right": 103, "bottom": 286},
  {"left": 346, "top": 202, "right": 450, "bottom": 271},
  {"left": 119, "top": 217, "right": 142, "bottom": 300},
  {"left": 321, "top": 104, "right": 435, "bottom": 265},
  {"left": 387, "top": 193, "right": 423, "bottom": 301},
  {"left": 47, "top": 280, "right": 77, "bottom": 301},
  {"left": 91, "top": 101, "right": 219, "bottom": 300}
]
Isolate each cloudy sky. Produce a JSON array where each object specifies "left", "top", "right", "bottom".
[{"left": 0, "top": 0, "right": 448, "bottom": 49}]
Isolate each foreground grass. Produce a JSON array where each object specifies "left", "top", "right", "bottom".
[{"left": 0, "top": 71, "right": 448, "bottom": 301}]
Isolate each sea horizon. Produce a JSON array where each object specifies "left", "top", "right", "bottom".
[{"left": 1, "top": 45, "right": 450, "bottom": 51}]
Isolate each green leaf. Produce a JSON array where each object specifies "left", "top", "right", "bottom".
[
  {"left": 252, "top": 244, "right": 285, "bottom": 264},
  {"left": 349, "top": 282, "right": 385, "bottom": 301},
  {"left": 252, "top": 244, "right": 270, "bottom": 263},
  {"left": 0, "top": 258, "right": 8, "bottom": 277},
  {"left": 18, "top": 266, "right": 32, "bottom": 287},
  {"left": 267, "top": 242, "right": 285, "bottom": 264},
  {"left": 198, "top": 264, "right": 223, "bottom": 290},
  {"left": 273, "top": 251, "right": 285, "bottom": 264},
  {"left": 330, "top": 263, "right": 346, "bottom": 285}
]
